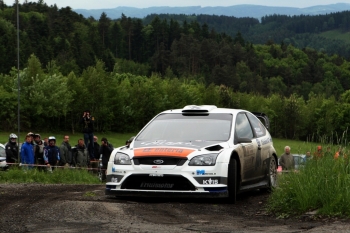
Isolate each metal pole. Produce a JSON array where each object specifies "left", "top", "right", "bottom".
[{"left": 17, "top": 0, "right": 21, "bottom": 163}]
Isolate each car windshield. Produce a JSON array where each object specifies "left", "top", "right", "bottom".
[{"left": 137, "top": 113, "right": 232, "bottom": 142}]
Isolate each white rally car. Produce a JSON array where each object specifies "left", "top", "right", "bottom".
[{"left": 106, "top": 105, "right": 277, "bottom": 202}]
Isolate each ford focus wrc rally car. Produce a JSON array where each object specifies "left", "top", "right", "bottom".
[{"left": 106, "top": 105, "right": 278, "bottom": 202}]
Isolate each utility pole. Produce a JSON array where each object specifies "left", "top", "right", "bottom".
[{"left": 17, "top": 0, "right": 21, "bottom": 163}]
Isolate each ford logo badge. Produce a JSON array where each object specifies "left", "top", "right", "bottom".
[{"left": 153, "top": 159, "right": 164, "bottom": 165}]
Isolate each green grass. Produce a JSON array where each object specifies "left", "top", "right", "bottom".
[
  {"left": 0, "top": 167, "right": 101, "bottom": 184},
  {"left": 267, "top": 155, "right": 350, "bottom": 218},
  {"left": 273, "top": 138, "right": 322, "bottom": 157}
]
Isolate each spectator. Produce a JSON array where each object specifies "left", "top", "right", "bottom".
[
  {"left": 324, "top": 146, "right": 332, "bottom": 157},
  {"left": 72, "top": 139, "right": 89, "bottom": 168},
  {"left": 89, "top": 136, "right": 100, "bottom": 173},
  {"left": 59, "top": 135, "right": 72, "bottom": 168},
  {"left": 334, "top": 146, "right": 346, "bottom": 159},
  {"left": 99, "top": 137, "right": 114, "bottom": 181},
  {"left": 80, "top": 110, "right": 95, "bottom": 159},
  {"left": 43, "top": 137, "right": 48, "bottom": 147},
  {"left": 279, "top": 146, "right": 295, "bottom": 171},
  {"left": 5, "top": 133, "right": 19, "bottom": 168},
  {"left": 43, "top": 136, "right": 60, "bottom": 171},
  {"left": 304, "top": 151, "right": 312, "bottom": 162},
  {"left": 20, "top": 134, "right": 35, "bottom": 169},
  {"left": 313, "top": 145, "right": 323, "bottom": 159},
  {"left": 33, "top": 134, "right": 45, "bottom": 170}
]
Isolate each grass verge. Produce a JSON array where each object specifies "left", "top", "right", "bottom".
[
  {"left": 267, "top": 155, "right": 350, "bottom": 218},
  {"left": 0, "top": 167, "right": 101, "bottom": 184}
]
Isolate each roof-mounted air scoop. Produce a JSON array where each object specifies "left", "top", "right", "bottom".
[{"left": 182, "top": 105, "right": 217, "bottom": 113}]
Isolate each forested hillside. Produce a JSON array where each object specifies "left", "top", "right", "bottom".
[{"left": 1, "top": 2, "right": 350, "bottom": 142}]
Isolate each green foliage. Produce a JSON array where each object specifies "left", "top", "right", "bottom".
[
  {"left": 267, "top": 156, "right": 350, "bottom": 217},
  {"left": 0, "top": 167, "right": 100, "bottom": 184}
]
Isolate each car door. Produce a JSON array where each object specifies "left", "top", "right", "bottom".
[
  {"left": 235, "top": 112, "right": 259, "bottom": 183},
  {"left": 247, "top": 112, "right": 271, "bottom": 179}
]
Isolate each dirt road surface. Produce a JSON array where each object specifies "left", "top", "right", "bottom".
[{"left": 1, "top": 184, "right": 350, "bottom": 233}]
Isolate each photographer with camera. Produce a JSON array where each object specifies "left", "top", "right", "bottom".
[{"left": 80, "top": 110, "right": 95, "bottom": 160}]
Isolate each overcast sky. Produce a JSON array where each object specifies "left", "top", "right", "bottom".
[{"left": 4, "top": 0, "right": 350, "bottom": 9}]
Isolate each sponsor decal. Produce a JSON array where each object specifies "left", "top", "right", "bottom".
[
  {"left": 196, "top": 170, "right": 205, "bottom": 175},
  {"left": 134, "top": 147, "right": 195, "bottom": 158},
  {"left": 261, "top": 137, "right": 272, "bottom": 145},
  {"left": 140, "top": 182, "right": 174, "bottom": 189},
  {"left": 149, "top": 174, "right": 164, "bottom": 177},
  {"left": 203, "top": 178, "right": 219, "bottom": 185},
  {"left": 112, "top": 167, "right": 116, "bottom": 172},
  {"left": 152, "top": 166, "right": 161, "bottom": 169},
  {"left": 141, "top": 141, "right": 198, "bottom": 147}
]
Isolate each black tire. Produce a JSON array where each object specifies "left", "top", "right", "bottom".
[
  {"left": 262, "top": 156, "right": 277, "bottom": 192},
  {"left": 227, "top": 158, "right": 237, "bottom": 204}
]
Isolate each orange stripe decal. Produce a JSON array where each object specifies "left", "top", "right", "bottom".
[{"left": 134, "top": 147, "right": 195, "bottom": 158}]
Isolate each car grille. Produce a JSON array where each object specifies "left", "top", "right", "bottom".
[
  {"left": 121, "top": 174, "right": 196, "bottom": 191},
  {"left": 133, "top": 157, "right": 187, "bottom": 166}
]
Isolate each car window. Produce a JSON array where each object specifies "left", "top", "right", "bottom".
[
  {"left": 137, "top": 113, "right": 232, "bottom": 141},
  {"left": 247, "top": 113, "right": 266, "bottom": 137},
  {"left": 0, "top": 145, "right": 5, "bottom": 157},
  {"left": 235, "top": 113, "right": 253, "bottom": 139}
]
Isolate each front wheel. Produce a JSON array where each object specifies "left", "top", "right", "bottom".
[
  {"left": 227, "top": 158, "right": 237, "bottom": 204},
  {"left": 264, "top": 156, "right": 277, "bottom": 192}
]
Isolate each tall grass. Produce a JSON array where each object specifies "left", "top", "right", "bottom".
[
  {"left": 0, "top": 167, "right": 101, "bottom": 184},
  {"left": 267, "top": 155, "right": 350, "bottom": 217}
]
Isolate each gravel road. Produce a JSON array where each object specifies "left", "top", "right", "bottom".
[{"left": 1, "top": 184, "right": 350, "bottom": 233}]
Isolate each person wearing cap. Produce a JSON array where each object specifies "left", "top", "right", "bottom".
[
  {"left": 20, "top": 134, "right": 35, "bottom": 169},
  {"left": 99, "top": 137, "right": 114, "bottom": 181},
  {"left": 313, "top": 145, "right": 323, "bottom": 159},
  {"left": 33, "top": 134, "right": 45, "bottom": 170},
  {"left": 80, "top": 110, "right": 95, "bottom": 160},
  {"left": 43, "top": 136, "right": 60, "bottom": 171},
  {"left": 5, "top": 133, "right": 19, "bottom": 168},
  {"left": 59, "top": 135, "right": 72, "bottom": 168},
  {"left": 279, "top": 146, "right": 295, "bottom": 171}
]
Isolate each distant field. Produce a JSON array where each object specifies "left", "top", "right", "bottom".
[{"left": 319, "top": 29, "right": 350, "bottom": 42}]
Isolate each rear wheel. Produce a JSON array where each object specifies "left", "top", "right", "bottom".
[{"left": 227, "top": 158, "right": 237, "bottom": 204}]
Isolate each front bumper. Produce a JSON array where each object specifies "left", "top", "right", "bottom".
[{"left": 105, "top": 186, "right": 228, "bottom": 198}]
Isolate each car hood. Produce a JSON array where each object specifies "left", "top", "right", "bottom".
[{"left": 131, "top": 140, "right": 226, "bottom": 158}]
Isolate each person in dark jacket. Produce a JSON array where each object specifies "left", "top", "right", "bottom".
[
  {"left": 34, "top": 133, "right": 45, "bottom": 170},
  {"left": 72, "top": 139, "right": 89, "bottom": 168},
  {"left": 279, "top": 146, "right": 295, "bottom": 171},
  {"left": 88, "top": 136, "right": 100, "bottom": 173},
  {"left": 5, "top": 133, "right": 19, "bottom": 168},
  {"left": 99, "top": 137, "right": 113, "bottom": 181},
  {"left": 80, "top": 110, "right": 95, "bottom": 160},
  {"left": 59, "top": 135, "right": 72, "bottom": 167},
  {"left": 43, "top": 136, "right": 60, "bottom": 172}
]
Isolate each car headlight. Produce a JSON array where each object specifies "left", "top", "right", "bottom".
[
  {"left": 188, "top": 154, "right": 218, "bottom": 166},
  {"left": 114, "top": 152, "right": 131, "bottom": 165}
]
